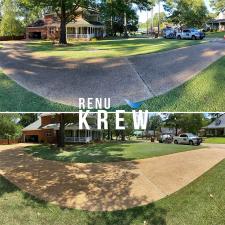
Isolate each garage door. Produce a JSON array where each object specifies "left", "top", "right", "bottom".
[{"left": 25, "top": 135, "right": 39, "bottom": 143}]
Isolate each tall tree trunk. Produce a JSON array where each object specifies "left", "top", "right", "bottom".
[
  {"left": 59, "top": 0, "right": 67, "bottom": 45},
  {"left": 121, "top": 130, "right": 125, "bottom": 141},
  {"left": 123, "top": 12, "right": 128, "bottom": 38},
  {"left": 58, "top": 114, "right": 65, "bottom": 148}
]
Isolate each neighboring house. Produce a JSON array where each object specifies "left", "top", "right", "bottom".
[
  {"left": 22, "top": 113, "right": 102, "bottom": 144},
  {"left": 208, "top": 11, "right": 225, "bottom": 31},
  {"left": 26, "top": 8, "right": 105, "bottom": 40},
  {"left": 202, "top": 114, "right": 225, "bottom": 137},
  {"left": 161, "top": 127, "right": 180, "bottom": 135}
]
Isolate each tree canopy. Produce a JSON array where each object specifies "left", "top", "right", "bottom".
[
  {"left": 0, "top": 0, "right": 24, "bottom": 36},
  {"left": 210, "top": 0, "right": 225, "bottom": 12},
  {"left": 164, "top": 0, "right": 209, "bottom": 28},
  {"left": 0, "top": 114, "right": 22, "bottom": 138}
]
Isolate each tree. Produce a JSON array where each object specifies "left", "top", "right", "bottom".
[
  {"left": 0, "top": 114, "right": 21, "bottom": 138},
  {"left": 100, "top": 0, "right": 140, "bottom": 36},
  {"left": 149, "top": 114, "right": 162, "bottom": 136},
  {"left": 57, "top": 113, "right": 80, "bottom": 148},
  {"left": 0, "top": 0, "right": 24, "bottom": 36},
  {"left": 165, "top": 113, "right": 206, "bottom": 135},
  {"left": 140, "top": 12, "right": 167, "bottom": 31},
  {"left": 19, "top": 113, "right": 38, "bottom": 127},
  {"left": 123, "top": 0, "right": 153, "bottom": 37},
  {"left": 210, "top": 0, "right": 225, "bottom": 12},
  {"left": 17, "top": 1, "right": 43, "bottom": 26},
  {"left": 164, "top": 0, "right": 209, "bottom": 28},
  {"left": 20, "top": 0, "right": 95, "bottom": 44}
]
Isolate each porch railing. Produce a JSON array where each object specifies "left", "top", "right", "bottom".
[
  {"left": 67, "top": 34, "right": 95, "bottom": 39},
  {"left": 65, "top": 136, "right": 92, "bottom": 143}
]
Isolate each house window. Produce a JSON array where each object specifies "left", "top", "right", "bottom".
[
  {"left": 49, "top": 27, "right": 55, "bottom": 34},
  {"left": 45, "top": 132, "right": 52, "bottom": 137}
]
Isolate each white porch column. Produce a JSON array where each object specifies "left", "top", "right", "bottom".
[
  {"left": 87, "top": 27, "right": 89, "bottom": 38},
  {"left": 219, "top": 22, "right": 222, "bottom": 31},
  {"left": 76, "top": 27, "right": 78, "bottom": 38}
]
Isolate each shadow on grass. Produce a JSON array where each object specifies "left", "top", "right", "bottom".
[
  {"left": 85, "top": 203, "right": 167, "bottom": 225},
  {"left": 24, "top": 141, "right": 138, "bottom": 163},
  {"left": 0, "top": 176, "right": 167, "bottom": 225}
]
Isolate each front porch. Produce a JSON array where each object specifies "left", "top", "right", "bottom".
[
  {"left": 208, "top": 19, "right": 225, "bottom": 31},
  {"left": 205, "top": 128, "right": 225, "bottom": 137},
  {"left": 66, "top": 26, "right": 104, "bottom": 40},
  {"left": 64, "top": 129, "right": 101, "bottom": 143}
]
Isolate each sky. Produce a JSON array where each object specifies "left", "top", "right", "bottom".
[{"left": 137, "top": 0, "right": 212, "bottom": 23}]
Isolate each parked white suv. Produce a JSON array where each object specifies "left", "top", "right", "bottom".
[
  {"left": 173, "top": 133, "right": 202, "bottom": 145},
  {"left": 176, "top": 29, "right": 205, "bottom": 40}
]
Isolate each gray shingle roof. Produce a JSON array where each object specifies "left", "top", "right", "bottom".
[
  {"left": 204, "top": 114, "right": 225, "bottom": 129},
  {"left": 22, "top": 118, "right": 42, "bottom": 131}
]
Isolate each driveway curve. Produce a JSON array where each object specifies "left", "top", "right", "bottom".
[
  {"left": 0, "top": 144, "right": 225, "bottom": 211},
  {"left": 0, "top": 41, "right": 225, "bottom": 107}
]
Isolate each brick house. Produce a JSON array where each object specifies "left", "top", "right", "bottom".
[
  {"left": 26, "top": 8, "right": 105, "bottom": 40},
  {"left": 22, "top": 113, "right": 101, "bottom": 144}
]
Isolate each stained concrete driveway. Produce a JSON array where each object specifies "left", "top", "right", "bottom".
[
  {"left": 0, "top": 41, "right": 225, "bottom": 106},
  {"left": 0, "top": 41, "right": 225, "bottom": 105},
  {"left": 0, "top": 144, "right": 225, "bottom": 211}
]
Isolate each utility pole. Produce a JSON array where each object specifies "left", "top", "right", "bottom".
[
  {"left": 158, "top": 0, "right": 160, "bottom": 37},
  {"left": 146, "top": 10, "right": 149, "bottom": 35}
]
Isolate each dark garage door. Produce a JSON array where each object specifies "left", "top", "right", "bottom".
[
  {"left": 25, "top": 135, "right": 39, "bottom": 143},
  {"left": 29, "top": 32, "right": 42, "bottom": 39}
]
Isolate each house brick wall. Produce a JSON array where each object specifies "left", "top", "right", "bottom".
[{"left": 23, "top": 129, "right": 57, "bottom": 144}]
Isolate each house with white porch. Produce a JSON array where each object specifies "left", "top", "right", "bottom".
[
  {"left": 26, "top": 8, "right": 105, "bottom": 40},
  {"left": 208, "top": 11, "right": 225, "bottom": 31},
  {"left": 22, "top": 114, "right": 102, "bottom": 144}
]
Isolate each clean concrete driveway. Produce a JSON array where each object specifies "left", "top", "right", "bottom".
[
  {"left": 0, "top": 41, "right": 225, "bottom": 106},
  {"left": 0, "top": 144, "right": 225, "bottom": 211}
]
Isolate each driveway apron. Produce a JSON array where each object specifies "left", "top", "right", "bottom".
[
  {"left": 0, "top": 41, "right": 225, "bottom": 106},
  {"left": 0, "top": 144, "right": 225, "bottom": 211}
]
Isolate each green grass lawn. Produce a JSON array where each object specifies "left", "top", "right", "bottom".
[
  {"left": 27, "top": 38, "right": 204, "bottom": 59},
  {"left": 0, "top": 71, "right": 75, "bottom": 112},
  {"left": 117, "top": 56, "right": 225, "bottom": 112},
  {"left": 24, "top": 141, "right": 202, "bottom": 163},
  {"left": 205, "top": 137, "right": 225, "bottom": 144},
  {"left": 0, "top": 158, "right": 224, "bottom": 225},
  {"left": 206, "top": 31, "right": 225, "bottom": 38}
]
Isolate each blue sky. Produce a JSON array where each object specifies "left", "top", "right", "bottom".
[{"left": 138, "top": 0, "right": 212, "bottom": 23}]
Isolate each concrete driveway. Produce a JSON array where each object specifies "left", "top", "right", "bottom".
[
  {"left": 0, "top": 41, "right": 225, "bottom": 107},
  {"left": 0, "top": 144, "right": 225, "bottom": 211}
]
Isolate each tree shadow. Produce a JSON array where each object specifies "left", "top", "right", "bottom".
[
  {"left": 0, "top": 146, "right": 168, "bottom": 223},
  {"left": 86, "top": 203, "right": 167, "bottom": 225},
  {"left": 24, "top": 141, "right": 139, "bottom": 163},
  {"left": 0, "top": 175, "right": 18, "bottom": 197}
]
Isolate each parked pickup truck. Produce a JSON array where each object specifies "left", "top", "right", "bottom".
[
  {"left": 173, "top": 133, "right": 202, "bottom": 145},
  {"left": 176, "top": 29, "right": 205, "bottom": 40}
]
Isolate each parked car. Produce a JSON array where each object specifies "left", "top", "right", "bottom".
[
  {"left": 176, "top": 29, "right": 205, "bottom": 40},
  {"left": 173, "top": 133, "right": 202, "bottom": 145},
  {"left": 162, "top": 28, "right": 176, "bottom": 39},
  {"left": 158, "top": 134, "right": 173, "bottom": 143}
]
